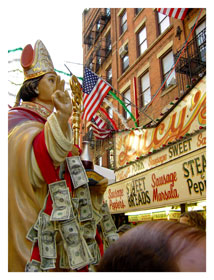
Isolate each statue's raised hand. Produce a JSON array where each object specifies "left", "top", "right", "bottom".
[
  {"left": 52, "top": 75, "right": 72, "bottom": 117},
  {"left": 52, "top": 75, "right": 72, "bottom": 135}
]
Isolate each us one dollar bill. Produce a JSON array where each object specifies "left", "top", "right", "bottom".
[
  {"left": 93, "top": 209, "right": 103, "bottom": 225},
  {"left": 40, "top": 257, "right": 56, "bottom": 270},
  {"left": 105, "top": 232, "right": 119, "bottom": 246},
  {"left": 79, "top": 202, "right": 93, "bottom": 222},
  {"left": 75, "top": 185, "right": 93, "bottom": 222},
  {"left": 100, "top": 215, "right": 117, "bottom": 236},
  {"left": 87, "top": 240, "right": 101, "bottom": 265},
  {"left": 59, "top": 241, "right": 70, "bottom": 269},
  {"left": 59, "top": 218, "right": 91, "bottom": 270},
  {"left": 81, "top": 220, "right": 96, "bottom": 240},
  {"left": 100, "top": 202, "right": 110, "bottom": 216},
  {"left": 25, "top": 260, "right": 43, "bottom": 272},
  {"left": 49, "top": 180, "right": 74, "bottom": 221},
  {"left": 66, "top": 156, "right": 89, "bottom": 189},
  {"left": 26, "top": 225, "right": 38, "bottom": 242},
  {"left": 38, "top": 212, "right": 57, "bottom": 259}
]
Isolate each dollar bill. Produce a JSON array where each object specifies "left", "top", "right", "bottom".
[
  {"left": 87, "top": 240, "right": 101, "bottom": 265},
  {"left": 40, "top": 257, "right": 56, "bottom": 270},
  {"left": 100, "top": 202, "right": 110, "bottom": 216},
  {"left": 59, "top": 241, "right": 70, "bottom": 269},
  {"left": 33, "top": 215, "right": 40, "bottom": 231},
  {"left": 49, "top": 180, "right": 73, "bottom": 221},
  {"left": 75, "top": 185, "right": 93, "bottom": 222},
  {"left": 100, "top": 215, "right": 117, "bottom": 237},
  {"left": 25, "top": 260, "right": 42, "bottom": 272},
  {"left": 79, "top": 202, "right": 93, "bottom": 222},
  {"left": 71, "top": 198, "right": 79, "bottom": 220},
  {"left": 38, "top": 212, "right": 57, "bottom": 259},
  {"left": 59, "top": 218, "right": 90, "bottom": 270},
  {"left": 82, "top": 220, "right": 96, "bottom": 240},
  {"left": 105, "top": 232, "right": 119, "bottom": 246},
  {"left": 26, "top": 225, "right": 38, "bottom": 242},
  {"left": 66, "top": 156, "right": 89, "bottom": 189},
  {"left": 93, "top": 209, "right": 103, "bottom": 225}
]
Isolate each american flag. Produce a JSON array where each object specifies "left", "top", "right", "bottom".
[
  {"left": 157, "top": 8, "right": 188, "bottom": 20},
  {"left": 82, "top": 67, "right": 112, "bottom": 121},
  {"left": 93, "top": 113, "right": 107, "bottom": 129},
  {"left": 90, "top": 123, "right": 112, "bottom": 140}
]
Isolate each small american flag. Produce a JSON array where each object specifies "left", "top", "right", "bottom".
[
  {"left": 91, "top": 123, "right": 112, "bottom": 140},
  {"left": 93, "top": 113, "right": 107, "bottom": 129},
  {"left": 157, "top": 8, "right": 188, "bottom": 20},
  {"left": 82, "top": 67, "right": 112, "bottom": 121}
]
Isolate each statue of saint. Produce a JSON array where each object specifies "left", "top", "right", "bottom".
[{"left": 8, "top": 40, "right": 118, "bottom": 272}]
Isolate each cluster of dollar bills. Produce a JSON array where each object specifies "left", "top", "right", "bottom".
[{"left": 25, "top": 156, "right": 119, "bottom": 272}]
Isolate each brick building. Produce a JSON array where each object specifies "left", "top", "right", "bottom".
[{"left": 82, "top": 8, "right": 206, "bottom": 171}]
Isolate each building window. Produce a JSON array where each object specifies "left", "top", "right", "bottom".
[
  {"left": 122, "top": 54, "right": 129, "bottom": 72},
  {"left": 108, "top": 148, "right": 114, "bottom": 169},
  {"left": 162, "top": 51, "right": 176, "bottom": 88},
  {"left": 106, "top": 67, "right": 112, "bottom": 85},
  {"left": 123, "top": 88, "right": 131, "bottom": 119},
  {"left": 89, "top": 61, "right": 93, "bottom": 70},
  {"left": 157, "top": 11, "right": 170, "bottom": 34},
  {"left": 106, "top": 32, "right": 112, "bottom": 55},
  {"left": 140, "top": 72, "right": 151, "bottom": 107},
  {"left": 135, "top": 8, "right": 142, "bottom": 15},
  {"left": 96, "top": 50, "right": 102, "bottom": 71},
  {"left": 106, "top": 8, "right": 111, "bottom": 17},
  {"left": 96, "top": 19, "right": 101, "bottom": 31},
  {"left": 137, "top": 26, "right": 147, "bottom": 56},
  {"left": 195, "top": 20, "right": 206, "bottom": 62},
  {"left": 120, "top": 10, "right": 127, "bottom": 35}
]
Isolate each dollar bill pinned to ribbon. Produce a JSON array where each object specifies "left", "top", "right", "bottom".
[
  {"left": 49, "top": 180, "right": 74, "bottom": 221},
  {"left": 66, "top": 156, "right": 89, "bottom": 189}
]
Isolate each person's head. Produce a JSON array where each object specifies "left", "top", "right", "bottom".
[
  {"left": 96, "top": 220, "right": 206, "bottom": 272},
  {"left": 15, "top": 39, "right": 57, "bottom": 106},
  {"left": 179, "top": 211, "right": 206, "bottom": 231},
  {"left": 116, "top": 224, "right": 132, "bottom": 237}
]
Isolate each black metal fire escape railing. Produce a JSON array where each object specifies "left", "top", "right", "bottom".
[
  {"left": 83, "top": 10, "right": 111, "bottom": 73},
  {"left": 174, "top": 27, "right": 206, "bottom": 97}
]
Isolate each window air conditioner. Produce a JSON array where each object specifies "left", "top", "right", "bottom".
[{"left": 119, "top": 44, "right": 128, "bottom": 57}]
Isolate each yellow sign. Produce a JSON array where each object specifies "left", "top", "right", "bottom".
[
  {"left": 152, "top": 212, "right": 167, "bottom": 220},
  {"left": 115, "top": 77, "right": 206, "bottom": 169},
  {"left": 104, "top": 148, "right": 206, "bottom": 214}
]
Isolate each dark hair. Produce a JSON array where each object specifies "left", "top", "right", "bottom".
[
  {"left": 180, "top": 211, "right": 206, "bottom": 231},
  {"left": 14, "top": 76, "right": 44, "bottom": 106},
  {"left": 96, "top": 221, "right": 206, "bottom": 272}
]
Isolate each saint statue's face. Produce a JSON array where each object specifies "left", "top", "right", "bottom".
[{"left": 37, "top": 73, "right": 58, "bottom": 103}]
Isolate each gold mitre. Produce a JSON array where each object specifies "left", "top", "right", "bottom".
[{"left": 21, "top": 40, "right": 55, "bottom": 81}]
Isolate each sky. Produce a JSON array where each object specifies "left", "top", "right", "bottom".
[{"left": 7, "top": 1, "right": 84, "bottom": 78}]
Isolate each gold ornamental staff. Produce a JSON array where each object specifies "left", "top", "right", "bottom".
[{"left": 69, "top": 75, "right": 83, "bottom": 146}]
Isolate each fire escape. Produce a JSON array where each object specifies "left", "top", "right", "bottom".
[
  {"left": 174, "top": 27, "right": 206, "bottom": 96},
  {"left": 83, "top": 9, "right": 111, "bottom": 74}
]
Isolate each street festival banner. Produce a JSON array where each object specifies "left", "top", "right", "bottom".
[
  {"left": 103, "top": 148, "right": 206, "bottom": 214},
  {"left": 114, "top": 76, "right": 206, "bottom": 171}
]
